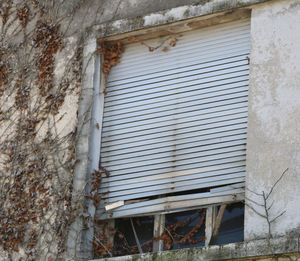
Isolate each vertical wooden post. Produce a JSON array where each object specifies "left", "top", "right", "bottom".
[
  {"left": 153, "top": 214, "right": 165, "bottom": 252},
  {"left": 205, "top": 206, "right": 217, "bottom": 246}
]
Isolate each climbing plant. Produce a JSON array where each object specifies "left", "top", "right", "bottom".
[{"left": 0, "top": 0, "right": 105, "bottom": 260}]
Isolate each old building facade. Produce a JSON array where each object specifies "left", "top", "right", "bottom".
[{"left": 0, "top": 0, "right": 300, "bottom": 260}]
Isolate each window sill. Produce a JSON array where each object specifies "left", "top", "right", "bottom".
[{"left": 91, "top": 235, "right": 299, "bottom": 261}]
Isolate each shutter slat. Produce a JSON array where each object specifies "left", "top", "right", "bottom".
[
  {"left": 101, "top": 154, "right": 246, "bottom": 184},
  {"left": 104, "top": 75, "right": 249, "bottom": 114},
  {"left": 104, "top": 78, "right": 249, "bottom": 120},
  {"left": 104, "top": 143, "right": 246, "bottom": 172},
  {"left": 102, "top": 134, "right": 246, "bottom": 166},
  {"left": 102, "top": 173, "right": 245, "bottom": 200},
  {"left": 102, "top": 125, "right": 247, "bottom": 157},
  {"left": 104, "top": 67, "right": 249, "bottom": 107},
  {"left": 102, "top": 114, "right": 247, "bottom": 143},
  {"left": 101, "top": 166, "right": 246, "bottom": 189},
  {"left": 110, "top": 34, "right": 250, "bottom": 79},
  {"left": 103, "top": 94, "right": 248, "bottom": 128},
  {"left": 106, "top": 58, "right": 248, "bottom": 96},
  {"left": 101, "top": 168, "right": 246, "bottom": 196},
  {"left": 107, "top": 54, "right": 248, "bottom": 92},
  {"left": 101, "top": 116, "right": 248, "bottom": 160},
  {"left": 101, "top": 127, "right": 247, "bottom": 163},
  {"left": 102, "top": 160, "right": 245, "bottom": 184},
  {"left": 104, "top": 177, "right": 245, "bottom": 203},
  {"left": 102, "top": 108, "right": 248, "bottom": 139}
]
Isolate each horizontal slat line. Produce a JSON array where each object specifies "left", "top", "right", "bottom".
[
  {"left": 101, "top": 135, "right": 246, "bottom": 169},
  {"left": 107, "top": 55, "right": 248, "bottom": 92},
  {"left": 110, "top": 47, "right": 249, "bottom": 84},
  {"left": 104, "top": 143, "right": 246, "bottom": 172},
  {"left": 101, "top": 160, "right": 245, "bottom": 183},
  {"left": 101, "top": 151, "right": 246, "bottom": 180},
  {"left": 99, "top": 172, "right": 245, "bottom": 200},
  {"left": 104, "top": 71, "right": 249, "bottom": 112},
  {"left": 109, "top": 44, "right": 250, "bottom": 82},
  {"left": 103, "top": 92, "right": 248, "bottom": 128},
  {"left": 104, "top": 79, "right": 249, "bottom": 122},
  {"left": 103, "top": 75, "right": 249, "bottom": 118},
  {"left": 102, "top": 108, "right": 248, "bottom": 142},
  {"left": 104, "top": 82, "right": 248, "bottom": 124},
  {"left": 103, "top": 177, "right": 245, "bottom": 203},
  {"left": 102, "top": 131, "right": 247, "bottom": 164},
  {"left": 104, "top": 86, "right": 248, "bottom": 125},
  {"left": 101, "top": 172, "right": 245, "bottom": 199},
  {"left": 120, "top": 20, "right": 250, "bottom": 58},
  {"left": 104, "top": 66, "right": 249, "bottom": 108},
  {"left": 101, "top": 124, "right": 247, "bottom": 161},
  {"left": 101, "top": 114, "right": 248, "bottom": 154},
  {"left": 101, "top": 165, "right": 246, "bottom": 189},
  {"left": 106, "top": 62, "right": 249, "bottom": 104},
  {"left": 103, "top": 98, "right": 248, "bottom": 133},
  {"left": 108, "top": 58, "right": 248, "bottom": 93},
  {"left": 102, "top": 115, "right": 247, "bottom": 147},
  {"left": 103, "top": 84, "right": 249, "bottom": 125},
  {"left": 101, "top": 133, "right": 246, "bottom": 166},
  {"left": 104, "top": 79, "right": 248, "bottom": 118},
  {"left": 101, "top": 168, "right": 246, "bottom": 193},
  {"left": 103, "top": 106, "right": 248, "bottom": 140},
  {"left": 102, "top": 117, "right": 247, "bottom": 155},
  {"left": 98, "top": 191, "right": 245, "bottom": 219},
  {"left": 102, "top": 117, "right": 247, "bottom": 148},
  {"left": 120, "top": 21, "right": 249, "bottom": 60},
  {"left": 107, "top": 55, "right": 248, "bottom": 94},
  {"left": 110, "top": 33, "right": 250, "bottom": 78}
]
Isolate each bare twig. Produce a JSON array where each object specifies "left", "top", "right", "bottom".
[{"left": 266, "top": 168, "right": 289, "bottom": 200}]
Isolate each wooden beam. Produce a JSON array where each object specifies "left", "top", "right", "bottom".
[
  {"left": 209, "top": 204, "right": 227, "bottom": 245},
  {"left": 153, "top": 214, "right": 165, "bottom": 252},
  {"left": 205, "top": 206, "right": 217, "bottom": 246}
]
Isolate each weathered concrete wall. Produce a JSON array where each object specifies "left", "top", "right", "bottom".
[
  {"left": 94, "top": 235, "right": 300, "bottom": 261},
  {"left": 245, "top": 0, "right": 300, "bottom": 240}
]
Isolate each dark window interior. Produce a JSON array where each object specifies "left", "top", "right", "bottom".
[
  {"left": 110, "top": 203, "right": 244, "bottom": 257},
  {"left": 164, "top": 209, "right": 206, "bottom": 250},
  {"left": 216, "top": 202, "right": 244, "bottom": 244},
  {"left": 113, "top": 216, "right": 154, "bottom": 256}
]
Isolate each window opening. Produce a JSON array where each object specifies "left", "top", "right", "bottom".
[
  {"left": 93, "top": 18, "right": 250, "bottom": 259},
  {"left": 93, "top": 203, "right": 244, "bottom": 258},
  {"left": 215, "top": 202, "right": 244, "bottom": 245}
]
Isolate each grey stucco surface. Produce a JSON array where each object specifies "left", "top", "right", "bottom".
[{"left": 245, "top": 0, "right": 300, "bottom": 240}]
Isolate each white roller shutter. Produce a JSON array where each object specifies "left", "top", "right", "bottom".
[{"left": 98, "top": 19, "right": 250, "bottom": 219}]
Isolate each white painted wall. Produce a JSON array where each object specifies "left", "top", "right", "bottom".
[{"left": 245, "top": 0, "right": 300, "bottom": 240}]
